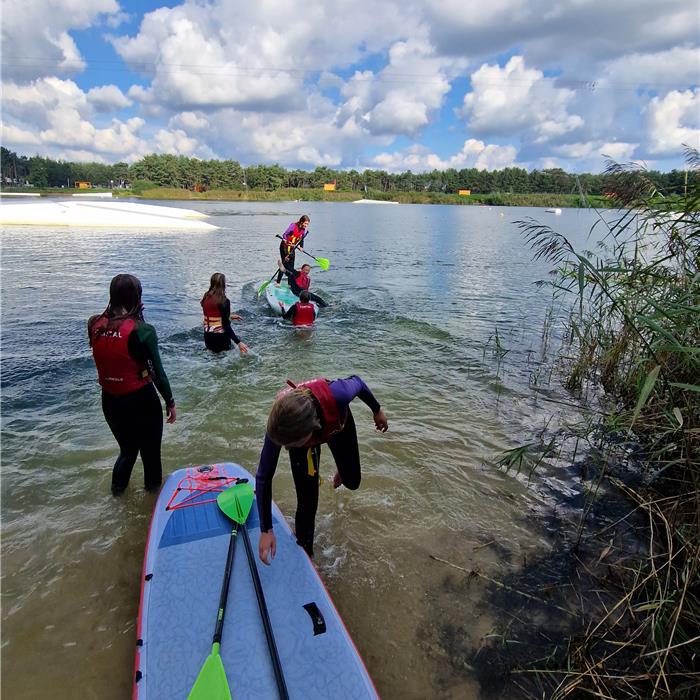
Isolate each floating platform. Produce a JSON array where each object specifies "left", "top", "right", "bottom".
[
  {"left": 0, "top": 200, "right": 217, "bottom": 229},
  {"left": 352, "top": 198, "right": 399, "bottom": 204}
]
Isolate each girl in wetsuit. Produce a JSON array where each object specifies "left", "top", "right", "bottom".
[
  {"left": 88, "top": 274, "right": 176, "bottom": 495},
  {"left": 201, "top": 273, "right": 250, "bottom": 354},
  {"left": 255, "top": 376, "right": 388, "bottom": 562},
  {"left": 275, "top": 215, "right": 310, "bottom": 284}
]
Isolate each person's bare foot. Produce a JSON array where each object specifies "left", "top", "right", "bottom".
[{"left": 332, "top": 471, "right": 342, "bottom": 489}]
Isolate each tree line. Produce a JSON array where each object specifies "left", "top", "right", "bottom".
[{"left": 1, "top": 147, "right": 693, "bottom": 196}]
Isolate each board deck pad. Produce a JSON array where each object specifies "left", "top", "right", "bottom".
[{"left": 134, "top": 463, "right": 378, "bottom": 699}]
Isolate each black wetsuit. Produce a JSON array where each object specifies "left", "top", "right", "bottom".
[
  {"left": 203, "top": 299, "right": 242, "bottom": 353},
  {"left": 89, "top": 319, "right": 174, "bottom": 494}
]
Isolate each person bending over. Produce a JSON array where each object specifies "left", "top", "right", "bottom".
[
  {"left": 277, "top": 260, "right": 328, "bottom": 307},
  {"left": 201, "top": 272, "right": 249, "bottom": 354},
  {"left": 255, "top": 376, "right": 388, "bottom": 562},
  {"left": 88, "top": 274, "right": 176, "bottom": 495}
]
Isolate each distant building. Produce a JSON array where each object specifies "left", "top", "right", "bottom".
[
  {"left": 323, "top": 181, "right": 337, "bottom": 191},
  {"left": 75, "top": 181, "right": 91, "bottom": 189},
  {"left": 458, "top": 189, "right": 471, "bottom": 196}
]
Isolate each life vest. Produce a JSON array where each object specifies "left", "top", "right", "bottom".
[
  {"left": 280, "top": 378, "right": 346, "bottom": 446},
  {"left": 292, "top": 302, "right": 315, "bottom": 326},
  {"left": 90, "top": 316, "right": 151, "bottom": 395},
  {"left": 283, "top": 223, "right": 304, "bottom": 253},
  {"left": 294, "top": 271, "right": 310, "bottom": 290},
  {"left": 202, "top": 296, "right": 224, "bottom": 333}
]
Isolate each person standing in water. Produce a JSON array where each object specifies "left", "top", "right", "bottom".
[
  {"left": 88, "top": 274, "right": 176, "bottom": 495},
  {"left": 201, "top": 273, "right": 250, "bottom": 354},
  {"left": 282, "top": 290, "right": 317, "bottom": 326},
  {"left": 255, "top": 376, "right": 388, "bottom": 562},
  {"left": 275, "top": 214, "right": 310, "bottom": 284}
]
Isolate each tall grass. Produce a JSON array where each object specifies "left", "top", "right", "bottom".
[{"left": 515, "top": 148, "right": 699, "bottom": 698}]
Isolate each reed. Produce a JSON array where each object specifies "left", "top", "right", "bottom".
[{"left": 511, "top": 148, "right": 700, "bottom": 698}]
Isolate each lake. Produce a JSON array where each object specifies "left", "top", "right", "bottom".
[{"left": 1, "top": 200, "right": 602, "bottom": 698}]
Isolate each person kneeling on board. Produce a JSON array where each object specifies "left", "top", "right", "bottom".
[
  {"left": 282, "top": 290, "right": 317, "bottom": 326},
  {"left": 277, "top": 260, "right": 328, "bottom": 307},
  {"left": 201, "top": 272, "right": 249, "bottom": 354},
  {"left": 88, "top": 274, "right": 176, "bottom": 495},
  {"left": 255, "top": 376, "right": 388, "bottom": 562}
]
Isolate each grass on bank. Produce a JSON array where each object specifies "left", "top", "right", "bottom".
[
  {"left": 0, "top": 184, "right": 613, "bottom": 208},
  {"left": 509, "top": 148, "right": 699, "bottom": 698}
]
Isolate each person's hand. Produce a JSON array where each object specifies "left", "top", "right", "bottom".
[
  {"left": 373, "top": 409, "right": 388, "bottom": 432},
  {"left": 166, "top": 403, "right": 177, "bottom": 424},
  {"left": 237, "top": 341, "right": 249, "bottom": 354},
  {"left": 230, "top": 313, "right": 242, "bottom": 321},
  {"left": 259, "top": 531, "right": 276, "bottom": 565}
]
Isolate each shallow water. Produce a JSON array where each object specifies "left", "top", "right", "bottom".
[{"left": 2, "top": 201, "right": 603, "bottom": 698}]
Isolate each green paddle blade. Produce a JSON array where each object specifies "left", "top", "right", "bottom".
[
  {"left": 188, "top": 643, "right": 232, "bottom": 700},
  {"left": 217, "top": 480, "right": 254, "bottom": 524},
  {"left": 257, "top": 279, "right": 272, "bottom": 296},
  {"left": 315, "top": 257, "right": 330, "bottom": 270}
]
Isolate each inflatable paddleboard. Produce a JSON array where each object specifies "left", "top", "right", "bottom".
[
  {"left": 134, "top": 463, "right": 378, "bottom": 699},
  {"left": 264, "top": 281, "right": 318, "bottom": 317}
]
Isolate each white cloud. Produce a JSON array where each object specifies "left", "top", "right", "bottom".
[
  {"left": 87, "top": 85, "right": 133, "bottom": 112},
  {"left": 599, "top": 47, "right": 700, "bottom": 90},
  {"left": 461, "top": 56, "right": 583, "bottom": 144},
  {"left": 168, "top": 112, "right": 210, "bottom": 131},
  {"left": 1, "top": 0, "right": 120, "bottom": 81},
  {"left": 646, "top": 89, "right": 700, "bottom": 156},
  {"left": 371, "top": 139, "right": 517, "bottom": 172}
]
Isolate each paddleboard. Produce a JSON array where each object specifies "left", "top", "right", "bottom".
[
  {"left": 133, "top": 462, "right": 378, "bottom": 699},
  {"left": 264, "top": 280, "right": 318, "bottom": 318}
]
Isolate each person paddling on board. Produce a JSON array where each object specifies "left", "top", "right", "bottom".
[
  {"left": 201, "top": 273, "right": 249, "bottom": 354},
  {"left": 88, "top": 274, "right": 176, "bottom": 495},
  {"left": 275, "top": 214, "right": 310, "bottom": 285},
  {"left": 276, "top": 260, "right": 328, "bottom": 307},
  {"left": 255, "top": 376, "right": 388, "bottom": 562},
  {"left": 282, "top": 290, "right": 317, "bottom": 326}
]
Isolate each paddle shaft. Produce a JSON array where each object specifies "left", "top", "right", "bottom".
[
  {"left": 240, "top": 525, "right": 289, "bottom": 700},
  {"left": 213, "top": 524, "right": 239, "bottom": 644},
  {"left": 258, "top": 236, "right": 307, "bottom": 295}
]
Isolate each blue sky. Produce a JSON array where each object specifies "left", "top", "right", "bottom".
[{"left": 2, "top": 0, "right": 698, "bottom": 173}]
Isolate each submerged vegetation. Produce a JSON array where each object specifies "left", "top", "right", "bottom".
[{"left": 498, "top": 149, "right": 700, "bottom": 698}]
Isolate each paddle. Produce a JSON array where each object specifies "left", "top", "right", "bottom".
[
  {"left": 275, "top": 234, "right": 331, "bottom": 270},
  {"left": 299, "top": 248, "right": 330, "bottom": 271},
  {"left": 187, "top": 479, "right": 254, "bottom": 700},
  {"left": 258, "top": 236, "right": 306, "bottom": 297},
  {"left": 218, "top": 484, "right": 290, "bottom": 700}
]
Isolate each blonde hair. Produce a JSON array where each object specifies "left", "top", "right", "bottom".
[{"left": 266, "top": 389, "right": 321, "bottom": 446}]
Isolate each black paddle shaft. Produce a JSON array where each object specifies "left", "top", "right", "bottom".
[
  {"left": 212, "top": 524, "right": 238, "bottom": 644},
  {"left": 240, "top": 525, "right": 290, "bottom": 700}
]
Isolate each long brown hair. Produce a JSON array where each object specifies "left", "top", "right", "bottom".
[
  {"left": 89, "top": 273, "right": 144, "bottom": 335},
  {"left": 266, "top": 388, "right": 321, "bottom": 446},
  {"left": 201, "top": 272, "right": 227, "bottom": 307}
]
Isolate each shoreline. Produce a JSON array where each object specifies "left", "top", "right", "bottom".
[{"left": 0, "top": 187, "right": 614, "bottom": 209}]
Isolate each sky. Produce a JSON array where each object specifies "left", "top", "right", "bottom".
[{"left": 1, "top": 0, "right": 699, "bottom": 173}]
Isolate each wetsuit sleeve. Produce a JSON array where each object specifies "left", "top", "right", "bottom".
[
  {"left": 255, "top": 434, "right": 282, "bottom": 532},
  {"left": 329, "top": 375, "right": 381, "bottom": 414},
  {"left": 281, "top": 222, "right": 295, "bottom": 240},
  {"left": 130, "top": 323, "right": 175, "bottom": 407},
  {"left": 283, "top": 305, "right": 296, "bottom": 321},
  {"left": 220, "top": 299, "right": 241, "bottom": 344}
]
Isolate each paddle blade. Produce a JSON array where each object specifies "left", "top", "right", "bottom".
[
  {"left": 188, "top": 643, "right": 232, "bottom": 700},
  {"left": 257, "top": 279, "right": 272, "bottom": 296},
  {"left": 217, "top": 480, "right": 254, "bottom": 524},
  {"left": 316, "top": 257, "right": 330, "bottom": 270}
]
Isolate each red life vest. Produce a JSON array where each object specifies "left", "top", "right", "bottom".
[
  {"left": 294, "top": 271, "right": 310, "bottom": 290},
  {"left": 280, "top": 378, "right": 346, "bottom": 446},
  {"left": 202, "top": 296, "right": 224, "bottom": 333},
  {"left": 90, "top": 316, "right": 151, "bottom": 395},
  {"left": 292, "top": 302, "right": 315, "bottom": 326},
  {"left": 283, "top": 224, "right": 304, "bottom": 253}
]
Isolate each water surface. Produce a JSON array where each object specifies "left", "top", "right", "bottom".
[{"left": 2, "top": 201, "right": 601, "bottom": 698}]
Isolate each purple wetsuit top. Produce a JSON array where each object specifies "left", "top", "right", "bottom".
[{"left": 255, "top": 375, "right": 381, "bottom": 532}]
